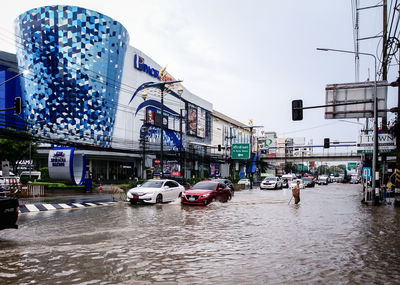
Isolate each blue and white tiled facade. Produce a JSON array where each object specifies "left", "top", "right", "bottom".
[{"left": 15, "top": 5, "right": 129, "bottom": 147}]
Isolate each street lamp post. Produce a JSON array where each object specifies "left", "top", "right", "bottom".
[
  {"left": 136, "top": 79, "right": 183, "bottom": 178},
  {"left": 243, "top": 123, "right": 263, "bottom": 189},
  {"left": 317, "top": 48, "right": 379, "bottom": 204}
]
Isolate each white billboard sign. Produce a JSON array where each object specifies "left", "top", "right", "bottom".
[
  {"left": 325, "top": 81, "right": 387, "bottom": 119},
  {"left": 357, "top": 134, "right": 396, "bottom": 153}
]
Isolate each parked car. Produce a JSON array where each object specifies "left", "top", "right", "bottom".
[
  {"left": 290, "top": 179, "right": 305, "bottom": 189},
  {"left": 0, "top": 197, "right": 19, "bottom": 230},
  {"left": 211, "top": 178, "right": 235, "bottom": 195},
  {"left": 302, "top": 177, "right": 315, "bottom": 188},
  {"left": 127, "top": 179, "right": 184, "bottom": 204},
  {"left": 260, "top": 177, "right": 282, "bottom": 190},
  {"left": 237, "top": 179, "right": 251, "bottom": 188},
  {"left": 181, "top": 181, "right": 232, "bottom": 206}
]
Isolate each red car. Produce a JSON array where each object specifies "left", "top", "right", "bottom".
[{"left": 181, "top": 181, "right": 232, "bottom": 206}]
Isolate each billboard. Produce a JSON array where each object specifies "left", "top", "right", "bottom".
[
  {"left": 197, "top": 108, "right": 206, "bottom": 138},
  {"left": 357, "top": 134, "right": 396, "bottom": 153},
  {"left": 187, "top": 104, "right": 197, "bottom": 136},
  {"left": 325, "top": 81, "right": 387, "bottom": 119}
]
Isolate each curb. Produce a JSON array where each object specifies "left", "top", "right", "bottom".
[{"left": 19, "top": 201, "right": 119, "bottom": 213}]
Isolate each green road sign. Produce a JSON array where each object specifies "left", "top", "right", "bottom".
[
  {"left": 232, "top": 143, "right": 250, "bottom": 159},
  {"left": 347, "top": 162, "right": 357, "bottom": 170}
]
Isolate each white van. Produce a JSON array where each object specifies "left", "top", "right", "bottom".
[{"left": 282, "top": 174, "right": 296, "bottom": 182}]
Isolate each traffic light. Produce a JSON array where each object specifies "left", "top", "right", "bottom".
[
  {"left": 218, "top": 144, "right": 222, "bottom": 152},
  {"left": 291, "top": 100, "right": 303, "bottom": 121},
  {"left": 13, "top": 97, "right": 22, "bottom": 114},
  {"left": 324, "top": 138, "right": 330, "bottom": 148}
]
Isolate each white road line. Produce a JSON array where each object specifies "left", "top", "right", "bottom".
[
  {"left": 58, "top": 203, "right": 72, "bottom": 209},
  {"left": 42, "top": 204, "right": 57, "bottom": 210},
  {"left": 72, "top": 203, "right": 86, "bottom": 208},
  {"left": 85, "top": 203, "right": 97, "bottom": 207},
  {"left": 25, "top": 204, "right": 40, "bottom": 212}
]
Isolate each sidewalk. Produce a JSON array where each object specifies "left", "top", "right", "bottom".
[{"left": 18, "top": 186, "right": 126, "bottom": 213}]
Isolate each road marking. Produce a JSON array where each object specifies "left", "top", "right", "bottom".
[
  {"left": 42, "top": 204, "right": 57, "bottom": 210},
  {"left": 25, "top": 204, "right": 40, "bottom": 212}
]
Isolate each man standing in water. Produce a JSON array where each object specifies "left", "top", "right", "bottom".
[{"left": 292, "top": 180, "right": 301, "bottom": 204}]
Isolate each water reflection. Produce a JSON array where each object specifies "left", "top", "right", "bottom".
[{"left": 0, "top": 184, "right": 399, "bottom": 284}]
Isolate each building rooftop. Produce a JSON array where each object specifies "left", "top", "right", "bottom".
[{"left": 212, "top": 110, "right": 248, "bottom": 129}]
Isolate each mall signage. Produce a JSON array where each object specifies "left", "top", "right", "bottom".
[
  {"left": 48, "top": 147, "right": 86, "bottom": 185},
  {"left": 134, "top": 54, "right": 173, "bottom": 81}
]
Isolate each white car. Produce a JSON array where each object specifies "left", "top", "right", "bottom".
[
  {"left": 290, "top": 179, "right": 305, "bottom": 189},
  {"left": 127, "top": 179, "right": 184, "bottom": 204},
  {"left": 237, "top": 179, "right": 251, "bottom": 187},
  {"left": 260, "top": 177, "right": 282, "bottom": 190}
]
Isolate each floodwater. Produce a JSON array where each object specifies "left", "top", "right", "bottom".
[{"left": 1, "top": 184, "right": 400, "bottom": 284}]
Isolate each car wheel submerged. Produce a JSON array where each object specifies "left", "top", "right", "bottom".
[{"left": 156, "top": 194, "right": 163, "bottom": 204}]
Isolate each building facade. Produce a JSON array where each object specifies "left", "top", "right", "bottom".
[{"left": 1, "top": 5, "right": 220, "bottom": 182}]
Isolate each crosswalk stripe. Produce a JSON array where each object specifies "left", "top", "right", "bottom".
[
  {"left": 25, "top": 204, "right": 40, "bottom": 212},
  {"left": 42, "top": 204, "right": 57, "bottom": 210}
]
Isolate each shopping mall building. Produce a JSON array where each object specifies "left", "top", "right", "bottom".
[{"left": 0, "top": 5, "right": 252, "bottom": 183}]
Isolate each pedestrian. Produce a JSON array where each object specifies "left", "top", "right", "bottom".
[{"left": 292, "top": 180, "right": 301, "bottom": 204}]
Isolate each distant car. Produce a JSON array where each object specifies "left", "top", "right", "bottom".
[
  {"left": 170, "top": 177, "right": 191, "bottom": 189},
  {"left": 237, "top": 179, "right": 251, "bottom": 187},
  {"left": 290, "top": 179, "right": 305, "bottom": 189},
  {"left": 127, "top": 179, "right": 184, "bottom": 204},
  {"left": 318, "top": 177, "right": 328, "bottom": 185},
  {"left": 211, "top": 178, "right": 235, "bottom": 195},
  {"left": 181, "top": 181, "right": 232, "bottom": 206},
  {"left": 302, "top": 177, "right": 315, "bottom": 188},
  {"left": 350, "top": 176, "right": 360, "bottom": 184},
  {"left": 260, "top": 177, "right": 282, "bottom": 190},
  {"left": 282, "top": 179, "right": 289, "bottom": 188}
]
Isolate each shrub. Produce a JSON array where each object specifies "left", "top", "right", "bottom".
[{"left": 40, "top": 167, "right": 50, "bottom": 181}]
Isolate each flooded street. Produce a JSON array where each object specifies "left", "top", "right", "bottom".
[{"left": 1, "top": 183, "right": 400, "bottom": 284}]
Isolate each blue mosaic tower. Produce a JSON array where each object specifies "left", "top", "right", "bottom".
[{"left": 15, "top": 5, "right": 129, "bottom": 147}]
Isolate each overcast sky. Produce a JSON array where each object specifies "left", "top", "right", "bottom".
[{"left": 0, "top": 0, "right": 396, "bottom": 145}]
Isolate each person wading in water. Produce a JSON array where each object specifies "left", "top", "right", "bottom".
[{"left": 292, "top": 180, "right": 301, "bottom": 204}]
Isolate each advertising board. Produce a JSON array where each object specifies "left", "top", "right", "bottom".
[
  {"left": 187, "top": 104, "right": 197, "bottom": 136},
  {"left": 357, "top": 134, "right": 396, "bottom": 153},
  {"left": 197, "top": 108, "right": 206, "bottom": 138},
  {"left": 325, "top": 81, "right": 388, "bottom": 119}
]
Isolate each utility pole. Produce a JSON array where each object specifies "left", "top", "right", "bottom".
[
  {"left": 179, "top": 109, "right": 184, "bottom": 178},
  {"left": 382, "top": 0, "right": 388, "bottom": 131}
]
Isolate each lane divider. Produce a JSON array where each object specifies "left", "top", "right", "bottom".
[{"left": 19, "top": 201, "right": 118, "bottom": 213}]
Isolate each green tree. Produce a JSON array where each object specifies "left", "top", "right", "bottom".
[{"left": 0, "top": 131, "right": 38, "bottom": 173}]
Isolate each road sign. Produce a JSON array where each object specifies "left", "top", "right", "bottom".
[
  {"left": 232, "top": 144, "right": 250, "bottom": 159},
  {"left": 348, "top": 162, "right": 357, "bottom": 170},
  {"left": 362, "top": 167, "right": 371, "bottom": 179}
]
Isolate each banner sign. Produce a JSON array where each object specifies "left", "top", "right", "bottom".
[
  {"left": 48, "top": 147, "right": 86, "bottom": 185},
  {"left": 357, "top": 134, "right": 396, "bottom": 153}
]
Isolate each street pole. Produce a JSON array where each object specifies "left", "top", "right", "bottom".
[
  {"left": 179, "top": 109, "right": 184, "bottom": 178},
  {"left": 160, "top": 86, "right": 165, "bottom": 178},
  {"left": 317, "top": 48, "right": 379, "bottom": 204},
  {"left": 249, "top": 126, "right": 253, "bottom": 189}
]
